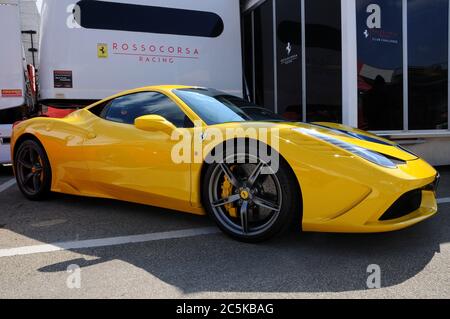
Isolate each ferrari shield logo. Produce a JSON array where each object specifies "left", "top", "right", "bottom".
[{"left": 97, "top": 43, "right": 108, "bottom": 58}]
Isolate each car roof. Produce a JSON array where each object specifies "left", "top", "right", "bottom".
[
  {"left": 131, "top": 85, "right": 196, "bottom": 92},
  {"left": 85, "top": 85, "right": 207, "bottom": 110}
]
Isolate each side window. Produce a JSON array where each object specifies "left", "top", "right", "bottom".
[
  {"left": 88, "top": 100, "right": 110, "bottom": 117},
  {"left": 102, "top": 92, "right": 193, "bottom": 128}
]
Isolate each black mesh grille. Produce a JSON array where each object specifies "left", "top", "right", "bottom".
[
  {"left": 423, "top": 174, "right": 440, "bottom": 192},
  {"left": 380, "top": 189, "right": 422, "bottom": 221}
]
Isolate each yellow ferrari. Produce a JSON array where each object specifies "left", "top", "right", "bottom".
[{"left": 11, "top": 85, "right": 439, "bottom": 242}]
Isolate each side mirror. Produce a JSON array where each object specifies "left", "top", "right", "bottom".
[{"left": 134, "top": 115, "right": 176, "bottom": 134}]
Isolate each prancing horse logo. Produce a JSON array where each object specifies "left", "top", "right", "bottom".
[
  {"left": 97, "top": 43, "right": 108, "bottom": 58},
  {"left": 286, "top": 42, "right": 292, "bottom": 56}
]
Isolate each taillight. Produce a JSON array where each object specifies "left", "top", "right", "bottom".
[
  {"left": 27, "top": 64, "right": 37, "bottom": 95},
  {"left": 13, "top": 121, "right": 22, "bottom": 129}
]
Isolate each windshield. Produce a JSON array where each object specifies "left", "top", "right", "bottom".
[{"left": 173, "top": 88, "right": 288, "bottom": 125}]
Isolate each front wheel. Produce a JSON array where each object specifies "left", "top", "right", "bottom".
[
  {"left": 14, "top": 139, "right": 52, "bottom": 200},
  {"left": 202, "top": 153, "right": 300, "bottom": 242}
]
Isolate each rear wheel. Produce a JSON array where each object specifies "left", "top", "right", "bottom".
[
  {"left": 202, "top": 152, "right": 300, "bottom": 242},
  {"left": 14, "top": 139, "right": 52, "bottom": 200}
]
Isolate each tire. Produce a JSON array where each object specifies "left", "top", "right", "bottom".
[
  {"left": 202, "top": 146, "right": 301, "bottom": 243},
  {"left": 14, "top": 139, "right": 52, "bottom": 200}
]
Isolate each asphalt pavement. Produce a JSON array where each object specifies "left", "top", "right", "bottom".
[{"left": 0, "top": 164, "right": 449, "bottom": 299}]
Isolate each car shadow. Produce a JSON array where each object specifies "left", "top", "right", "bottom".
[
  {"left": 37, "top": 215, "right": 449, "bottom": 293},
  {"left": 39, "top": 206, "right": 450, "bottom": 293},
  {"left": 1, "top": 167, "right": 449, "bottom": 294}
]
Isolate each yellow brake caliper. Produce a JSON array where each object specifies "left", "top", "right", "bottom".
[{"left": 221, "top": 167, "right": 238, "bottom": 218}]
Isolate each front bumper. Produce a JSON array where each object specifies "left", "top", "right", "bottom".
[
  {"left": 365, "top": 189, "right": 437, "bottom": 231},
  {"left": 302, "top": 159, "right": 438, "bottom": 233}
]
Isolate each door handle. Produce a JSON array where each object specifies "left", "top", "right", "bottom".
[{"left": 86, "top": 132, "right": 97, "bottom": 139}]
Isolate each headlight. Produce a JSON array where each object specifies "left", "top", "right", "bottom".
[{"left": 293, "top": 128, "right": 400, "bottom": 169}]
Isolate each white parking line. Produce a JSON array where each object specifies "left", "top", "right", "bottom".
[
  {"left": 437, "top": 197, "right": 450, "bottom": 204},
  {"left": 0, "top": 227, "right": 220, "bottom": 258},
  {"left": 0, "top": 178, "right": 16, "bottom": 193}
]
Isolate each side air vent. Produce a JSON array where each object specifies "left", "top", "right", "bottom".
[{"left": 380, "top": 189, "right": 422, "bottom": 221}]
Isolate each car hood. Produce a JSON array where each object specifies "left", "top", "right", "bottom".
[{"left": 211, "top": 120, "right": 417, "bottom": 161}]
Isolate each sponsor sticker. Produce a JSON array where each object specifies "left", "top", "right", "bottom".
[
  {"left": 54, "top": 70, "right": 73, "bottom": 89},
  {"left": 1, "top": 89, "right": 23, "bottom": 98}
]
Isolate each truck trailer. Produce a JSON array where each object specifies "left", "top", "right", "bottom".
[
  {"left": 0, "top": 3, "right": 28, "bottom": 164},
  {"left": 39, "top": 0, "right": 243, "bottom": 106}
]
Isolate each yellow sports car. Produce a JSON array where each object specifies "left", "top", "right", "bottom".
[{"left": 11, "top": 86, "right": 439, "bottom": 242}]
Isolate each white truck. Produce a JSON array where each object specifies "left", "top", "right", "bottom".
[
  {"left": 0, "top": 3, "right": 27, "bottom": 164},
  {"left": 39, "top": 0, "right": 243, "bottom": 106}
]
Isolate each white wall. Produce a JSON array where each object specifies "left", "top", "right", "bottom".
[{"left": 0, "top": 0, "right": 41, "bottom": 67}]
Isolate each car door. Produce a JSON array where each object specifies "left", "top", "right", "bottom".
[{"left": 82, "top": 91, "right": 194, "bottom": 211}]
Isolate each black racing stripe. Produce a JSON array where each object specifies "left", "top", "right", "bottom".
[
  {"left": 312, "top": 124, "right": 392, "bottom": 146},
  {"left": 337, "top": 130, "right": 392, "bottom": 146}
]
